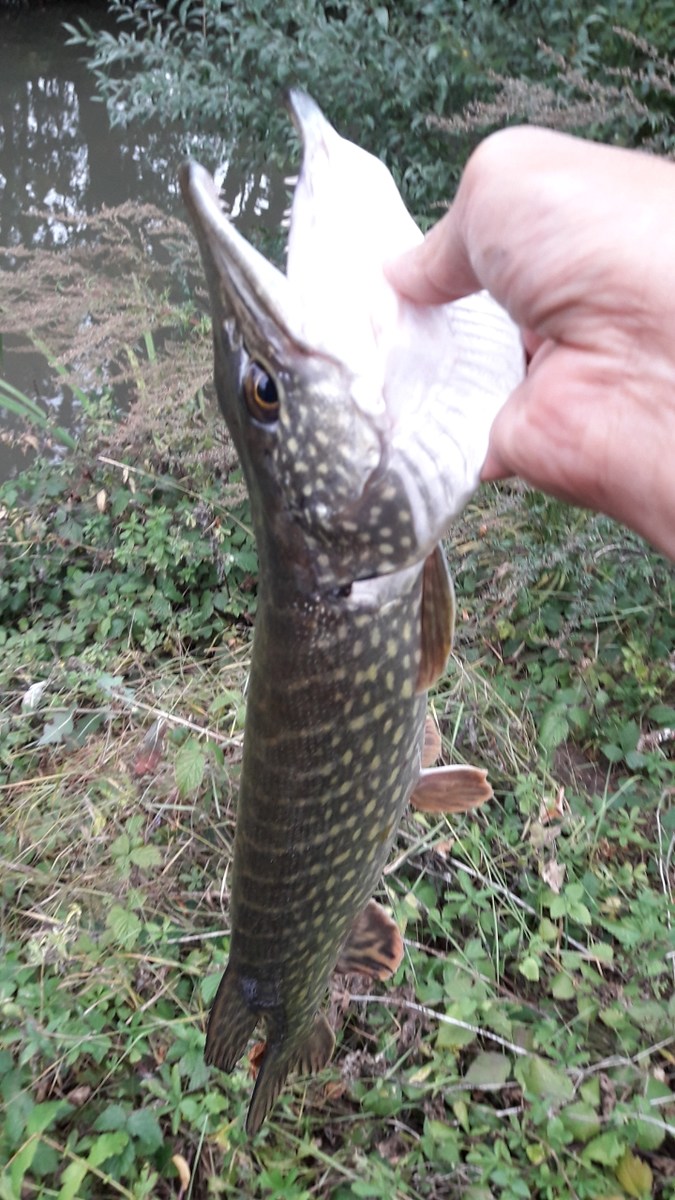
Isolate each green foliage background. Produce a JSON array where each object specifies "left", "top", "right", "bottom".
[{"left": 68, "top": 0, "right": 675, "bottom": 220}]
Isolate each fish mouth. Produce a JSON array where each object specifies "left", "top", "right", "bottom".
[{"left": 179, "top": 159, "right": 312, "bottom": 364}]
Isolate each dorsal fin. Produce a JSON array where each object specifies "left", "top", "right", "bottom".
[
  {"left": 410, "top": 765, "right": 493, "bottom": 813},
  {"left": 416, "top": 545, "right": 455, "bottom": 692},
  {"left": 335, "top": 899, "right": 403, "bottom": 979}
]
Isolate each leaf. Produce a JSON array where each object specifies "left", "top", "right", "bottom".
[
  {"left": 539, "top": 705, "right": 569, "bottom": 751},
  {"left": 129, "top": 845, "right": 161, "bottom": 869},
  {"left": 105, "top": 905, "right": 142, "bottom": 949},
  {"left": 57, "top": 1160, "right": 88, "bottom": 1200},
  {"left": 615, "top": 1150, "right": 653, "bottom": 1198},
  {"left": 551, "top": 972, "right": 576, "bottom": 1000},
  {"left": 582, "top": 1130, "right": 625, "bottom": 1167},
  {"left": 464, "top": 1052, "right": 511, "bottom": 1087},
  {"left": 26, "top": 1100, "right": 70, "bottom": 1135},
  {"left": 515, "top": 1055, "right": 574, "bottom": 1104},
  {"left": 87, "top": 1131, "right": 129, "bottom": 1168},
  {"left": 9, "top": 1138, "right": 40, "bottom": 1194},
  {"left": 94, "top": 1104, "right": 129, "bottom": 1132},
  {"left": 175, "top": 737, "right": 206, "bottom": 797},
  {"left": 127, "top": 1108, "right": 163, "bottom": 1151},
  {"left": 518, "top": 956, "right": 540, "bottom": 982},
  {"left": 201, "top": 972, "right": 224, "bottom": 1005},
  {"left": 37, "top": 708, "right": 75, "bottom": 746},
  {"left": 559, "top": 1101, "right": 601, "bottom": 1142}
]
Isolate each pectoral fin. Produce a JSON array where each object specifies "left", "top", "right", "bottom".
[
  {"left": 411, "top": 765, "right": 493, "bottom": 813},
  {"left": 245, "top": 1012, "right": 334, "bottom": 1136},
  {"left": 417, "top": 545, "right": 455, "bottom": 692},
  {"left": 335, "top": 898, "right": 403, "bottom": 979},
  {"left": 422, "top": 713, "right": 442, "bottom": 767}
]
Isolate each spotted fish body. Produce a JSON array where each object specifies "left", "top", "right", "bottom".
[{"left": 180, "top": 94, "right": 524, "bottom": 1135}]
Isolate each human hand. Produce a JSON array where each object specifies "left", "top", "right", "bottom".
[{"left": 386, "top": 127, "right": 675, "bottom": 560}]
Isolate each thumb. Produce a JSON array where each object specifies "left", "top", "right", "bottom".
[{"left": 385, "top": 204, "right": 482, "bottom": 305}]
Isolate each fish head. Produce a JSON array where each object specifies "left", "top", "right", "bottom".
[
  {"left": 180, "top": 155, "right": 387, "bottom": 590},
  {"left": 180, "top": 93, "right": 524, "bottom": 590}
]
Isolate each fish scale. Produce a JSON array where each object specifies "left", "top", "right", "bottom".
[{"left": 180, "top": 92, "right": 523, "bottom": 1134}]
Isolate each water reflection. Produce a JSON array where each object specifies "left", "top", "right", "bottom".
[{"left": 0, "top": 1, "right": 286, "bottom": 478}]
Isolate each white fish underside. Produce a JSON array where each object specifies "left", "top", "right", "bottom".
[{"left": 286, "top": 91, "right": 525, "bottom": 551}]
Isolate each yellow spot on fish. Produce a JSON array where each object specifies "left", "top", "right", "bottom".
[
  {"left": 363, "top": 735, "right": 374, "bottom": 755},
  {"left": 286, "top": 437, "right": 299, "bottom": 453},
  {"left": 387, "top": 639, "right": 398, "bottom": 658},
  {"left": 342, "top": 749, "right": 354, "bottom": 767},
  {"left": 392, "top": 725, "right": 405, "bottom": 746},
  {"left": 352, "top": 640, "right": 364, "bottom": 657},
  {"left": 401, "top": 679, "right": 414, "bottom": 699},
  {"left": 373, "top": 702, "right": 387, "bottom": 720},
  {"left": 370, "top": 627, "right": 381, "bottom": 648},
  {"left": 386, "top": 671, "right": 395, "bottom": 690},
  {"left": 349, "top": 715, "right": 367, "bottom": 732},
  {"left": 371, "top": 754, "right": 382, "bottom": 770},
  {"left": 402, "top": 622, "right": 412, "bottom": 642},
  {"left": 364, "top": 797, "right": 377, "bottom": 817}
]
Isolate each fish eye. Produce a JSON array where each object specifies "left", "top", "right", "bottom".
[{"left": 243, "top": 360, "right": 280, "bottom": 425}]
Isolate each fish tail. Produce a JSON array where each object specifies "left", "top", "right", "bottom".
[
  {"left": 205, "top": 963, "right": 258, "bottom": 1072},
  {"left": 246, "top": 1012, "right": 335, "bottom": 1136}
]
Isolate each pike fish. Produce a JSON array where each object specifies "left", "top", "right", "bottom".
[{"left": 180, "top": 93, "right": 524, "bottom": 1135}]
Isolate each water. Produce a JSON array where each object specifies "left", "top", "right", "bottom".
[{"left": 0, "top": 1, "right": 285, "bottom": 480}]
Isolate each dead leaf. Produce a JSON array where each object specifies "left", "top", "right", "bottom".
[
  {"left": 539, "top": 786, "right": 567, "bottom": 824},
  {"left": 541, "top": 859, "right": 566, "bottom": 894},
  {"left": 132, "top": 719, "right": 166, "bottom": 777},
  {"left": 172, "top": 1153, "right": 191, "bottom": 1195},
  {"left": 529, "top": 821, "right": 562, "bottom": 850},
  {"left": 96, "top": 488, "right": 107, "bottom": 513},
  {"left": 434, "top": 837, "right": 455, "bottom": 857},
  {"left": 65, "top": 1085, "right": 92, "bottom": 1107}
]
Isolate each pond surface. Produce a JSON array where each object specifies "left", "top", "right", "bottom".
[{"left": 0, "top": 1, "right": 285, "bottom": 480}]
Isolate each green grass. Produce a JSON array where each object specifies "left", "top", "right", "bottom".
[{"left": 1, "top": 449, "right": 673, "bottom": 1199}]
